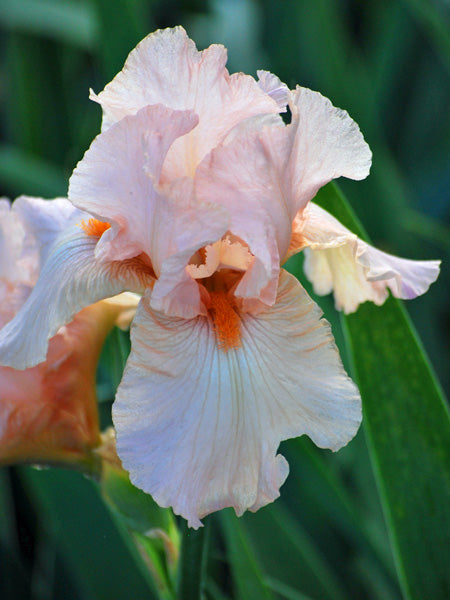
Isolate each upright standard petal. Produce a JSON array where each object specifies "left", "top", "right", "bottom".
[
  {"left": 69, "top": 104, "right": 198, "bottom": 262},
  {"left": 91, "top": 26, "right": 280, "bottom": 177},
  {"left": 113, "top": 270, "right": 361, "bottom": 528},
  {"left": 283, "top": 87, "right": 372, "bottom": 214},
  {"left": 148, "top": 177, "right": 229, "bottom": 319},
  {"left": 0, "top": 226, "right": 153, "bottom": 369},
  {"left": 195, "top": 84, "right": 373, "bottom": 292},
  {"left": 195, "top": 137, "right": 286, "bottom": 308},
  {"left": 297, "top": 203, "right": 441, "bottom": 313}
]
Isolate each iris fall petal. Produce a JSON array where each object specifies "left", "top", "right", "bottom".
[{"left": 113, "top": 270, "right": 361, "bottom": 527}]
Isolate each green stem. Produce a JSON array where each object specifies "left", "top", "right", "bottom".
[{"left": 176, "top": 518, "right": 210, "bottom": 600}]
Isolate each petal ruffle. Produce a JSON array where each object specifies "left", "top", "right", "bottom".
[
  {"left": 0, "top": 227, "right": 153, "bottom": 369},
  {"left": 91, "top": 26, "right": 280, "bottom": 178},
  {"left": 113, "top": 270, "right": 361, "bottom": 528},
  {"left": 298, "top": 204, "right": 441, "bottom": 313}
]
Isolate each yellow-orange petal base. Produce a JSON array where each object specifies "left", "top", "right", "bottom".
[{"left": 208, "top": 291, "right": 241, "bottom": 351}]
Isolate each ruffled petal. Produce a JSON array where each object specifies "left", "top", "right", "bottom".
[
  {"left": 194, "top": 84, "right": 372, "bottom": 299},
  {"left": 285, "top": 87, "right": 372, "bottom": 213},
  {"left": 142, "top": 177, "right": 229, "bottom": 318},
  {"left": 113, "top": 270, "right": 361, "bottom": 528},
  {"left": 299, "top": 204, "right": 441, "bottom": 313},
  {"left": 91, "top": 26, "right": 280, "bottom": 178},
  {"left": 69, "top": 104, "right": 198, "bottom": 262},
  {"left": 72, "top": 108, "right": 231, "bottom": 320},
  {"left": 0, "top": 226, "right": 154, "bottom": 369}
]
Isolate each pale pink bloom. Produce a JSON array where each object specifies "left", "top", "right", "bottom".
[
  {"left": 0, "top": 27, "right": 438, "bottom": 526},
  {"left": 0, "top": 197, "right": 138, "bottom": 468},
  {"left": 288, "top": 203, "right": 441, "bottom": 314}
]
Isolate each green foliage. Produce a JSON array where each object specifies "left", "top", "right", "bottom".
[{"left": 315, "top": 183, "right": 450, "bottom": 599}]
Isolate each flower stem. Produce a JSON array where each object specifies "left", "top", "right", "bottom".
[{"left": 176, "top": 518, "right": 210, "bottom": 600}]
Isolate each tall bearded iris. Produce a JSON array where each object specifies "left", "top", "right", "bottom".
[{"left": 0, "top": 27, "right": 439, "bottom": 527}]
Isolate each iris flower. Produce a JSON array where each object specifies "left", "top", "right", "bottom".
[
  {"left": 0, "top": 197, "right": 137, "bottom": 468},
  {"left": 0, "top": 28, "right": 439, "bottom": 527}
]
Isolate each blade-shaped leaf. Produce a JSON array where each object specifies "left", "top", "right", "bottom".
[
  {"left": 220, "top": 510, "right": 274, "bottom": 600},
  {"left": 314, "top": 182, "right": 450, "bottom": 600}
]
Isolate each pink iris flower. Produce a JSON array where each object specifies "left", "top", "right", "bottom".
[
  {"left": 0, "top": 197, "right": 137, "bottom": 468},
  {"left": 0, "top": 27, "right": 439, "bottom": 527}
]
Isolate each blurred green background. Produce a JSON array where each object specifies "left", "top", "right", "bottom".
[{"left": 0, "top": 1, "right": 448, "bottom": 599}]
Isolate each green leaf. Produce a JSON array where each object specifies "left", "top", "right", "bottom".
[
  {"left": 400, "top": 0, "right": 450, "bottom": 71},
  {"left": 220, "top": 510, "right": 274, "bottom": 600},
  {"left": 0, "top": 469, "right": 29, "bottom": 598},
  {"left": 243, "top": 502, "right": 348, "bottom": 600},
  {"left": 176, "top": 519, "right": 210, "bottom": 600},
  {"left": 314, "top": 182, "right": 450, "bottom": 600},
  {"left": 101, "top": 461, "right": 173, "bottom": 534}
]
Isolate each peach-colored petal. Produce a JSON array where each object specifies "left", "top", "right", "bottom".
[
  {"left": 91, "top": 26, "right": 280, "bottom": 178},
  {"left": 69, "top": 104, "right": 199, "bottom": 263},
  {"left": 195, "top": 135, "right": 288, "bottom": 307},
  {"left": 113, "top": 270, "right": 361, "bottom": 528},
  {"left": 280, "top": 87, "right": 372, "bottom": 215},
  {"left": 194, "top": 84, "right": 372, "bottom": 304},
  {"left": 298, "top": 204, "right": 441, "bottom": 313},
  {"left": 0, "top": 226, "right": 153, "bottom": 369},
  {"left": 0, "top": 300, "right": 125, "bottom": 468},
  {"left": 131, "top": 176, "right": 229, "bottom": 319}
]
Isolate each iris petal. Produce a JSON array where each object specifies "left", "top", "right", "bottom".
[
  {"left": 297, "top": 203, "right": 441, "bottom": 313},
  {"left": 113, "top": 270, "right": 361, "bottom": 527},
  {"left": 0, "top": 226, "right": 153, "bottom": 369}
]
